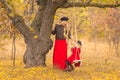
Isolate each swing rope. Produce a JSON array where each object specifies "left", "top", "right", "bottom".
[{"left": 72, "top": 1, "right": 82, "bottom": 63}]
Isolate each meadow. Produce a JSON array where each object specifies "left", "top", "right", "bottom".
[{"left": 0, "top": 38, "right": 120, "bottom": 80}]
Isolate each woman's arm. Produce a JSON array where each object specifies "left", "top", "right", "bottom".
[
  {"left": 65, "top": 30, "right": 72, "bottom": 39},
  {"left": 68, "top": 30, "right": 72, "bottom": 39},
  {"left": 52, "top": 25, "right": 57, "bottom": 35}
]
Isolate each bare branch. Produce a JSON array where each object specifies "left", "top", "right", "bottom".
[
  {"left": 62, "top": 2, "right": 120, "bottom": 8},
  {"left": 31, "top": 6, "right": 46, "bottom": 34},
  {"left": 39, "top": 0, "right": 57, "bottom": 39},
  {"left": 11, "top": 15, "right": 34, "bottom": 37},
  {"left": 1, "top": 0, "right": 33, "bottom": 37},
  {"left": 31, "top": 0, "right": 48, "bottom": 34}
]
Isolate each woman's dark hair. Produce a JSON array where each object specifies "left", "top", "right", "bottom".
[{"left": 60, "top": 17, "right": 69, "bottom": 21}]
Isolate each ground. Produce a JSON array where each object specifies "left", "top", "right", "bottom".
[{"left": 0, "top": 38, "right": 120, "bottom": 80}]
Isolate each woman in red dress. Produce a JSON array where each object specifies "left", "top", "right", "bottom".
[{"left": 52, "top": 17, "right": 71, "bottom": 70}]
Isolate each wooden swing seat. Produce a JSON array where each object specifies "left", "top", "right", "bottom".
[{"left": 73, "top": 60, "right": 82, "bottom": 63}]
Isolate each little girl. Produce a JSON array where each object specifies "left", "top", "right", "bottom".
[{"left": 64, "top": 40, "right": 82, "bottom": 72}]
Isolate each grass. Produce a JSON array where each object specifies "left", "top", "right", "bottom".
[{"left": 0, "top": 38, "right": 120, "bottom": 80}]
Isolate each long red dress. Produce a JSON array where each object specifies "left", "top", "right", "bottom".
[
  {"left": 53, "top": 40, "right": 67, "bottom": 70},
  {"left": 67, "top": 47, "right": 81, "bottom": 67},
  {"left": 52, "top": 24, "right": 71, "bottom": 70}
]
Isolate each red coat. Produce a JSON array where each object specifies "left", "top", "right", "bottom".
[{"left": 67, "top": 47, "right": 81, "bottom": 67}]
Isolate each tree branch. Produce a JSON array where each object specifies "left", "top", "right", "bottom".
[
  {"left": 1, "top": 0, "right": 33, "bottom": 38},
  {"left": 31, "top": 0, "right": 48, "bottom": 34},
  {"left": 62, "top": 2, "right": 120, "bottom": 8},
  {"left": 31, "top": 6, "right": 46, "bottom": 34},
  {"left": 39, "top": 0, "right": 57, "bottom": 39},
  {"left": 11, "top": 15, "right": 34, "bottom": 38}
]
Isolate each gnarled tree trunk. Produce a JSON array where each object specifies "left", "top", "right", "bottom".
[
  {"left": 23, "top": 1, "right": 57, "bottom": 68},
  {"left": 23, "top": 37, "right": 53, "bottom": 68},
  {"left": 11, "top": 0, "right": 67, "bottom": 68}
]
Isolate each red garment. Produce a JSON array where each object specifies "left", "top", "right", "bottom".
[
  {"left": 67, "top": 47, "right": 81, "bottom": 67},
  {"left": 53, "top": 40, "right": 67, "bottom": 70}
]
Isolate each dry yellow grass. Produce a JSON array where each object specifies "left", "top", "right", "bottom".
[{"left": 0, "top": 38, "right": 120, "bottom": 80}]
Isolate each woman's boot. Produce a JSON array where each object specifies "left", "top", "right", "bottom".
[{"left": 64, "top": 60, "right": 74, "bottom": 72}]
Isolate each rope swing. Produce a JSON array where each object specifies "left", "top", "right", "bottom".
[{"left": 68, "top": 1, "right": 82, "bottom": 64}]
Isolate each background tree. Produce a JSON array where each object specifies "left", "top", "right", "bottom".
[
  {"left": 106, "top": 8, "right": 120, "bottom": 57},
  {"left": 1, "top": 0, "right": 120, "bottom": 68},
  {"left": 88, "top": 7, "right": 120, "bottom": 57}
]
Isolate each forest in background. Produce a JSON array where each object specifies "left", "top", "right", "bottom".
[{"left": 0, "top": 0, "right": 120, "bottom": 57}]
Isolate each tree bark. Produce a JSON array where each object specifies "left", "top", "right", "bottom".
[
  {"left": 8, "top": 0, "right": 64, "bottom": 68},
  {"left": 31, "top": 0, "right": 47, "bottom": 34},
  {"left": 10, "top": 2, "right": 55, "bottom": 68},
  {"left": 23, "top": 0, "right": 57, "bottom": 68},
  {"left": 23, "top": 37, "right": 53, "bottom": 68},
  {"left": 31, "top": 6, "right": 46, "bottom": 34}
]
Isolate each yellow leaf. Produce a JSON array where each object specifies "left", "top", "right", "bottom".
[
  {"left": 34, "top": 35, "right": 38, "bottom": 39},
  {"left": 29, "top": 27, "right": 34, "bottom": 32},
  {"left": 9, "top": 13, "right": 15, "bottom": 17},
  {"left": 54, "top": 15, "right": 58, "bottom": 20}
]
